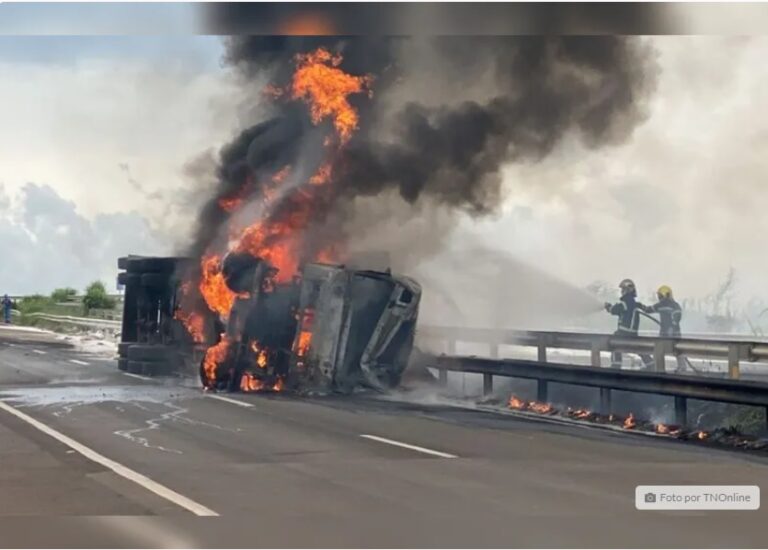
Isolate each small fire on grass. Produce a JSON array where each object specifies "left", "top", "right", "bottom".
[
  {"left": 570, "top": 408, "right": 593, "bottom": 420},
  {"left": 654, "top": 423, "right": 683, "bottom": 436},
  {"left": 507, "top": 395, "right": 555, "bottom": 414},
  {"left": 503, "top": 394, "right": 764, "bottom": 450},
  {"left": 623, "top": 412, "right": 637, "bottom": 430}
]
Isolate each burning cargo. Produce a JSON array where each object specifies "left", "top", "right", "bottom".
[{"left": 116, "top": 254, "right": 421, "bottom": 394}]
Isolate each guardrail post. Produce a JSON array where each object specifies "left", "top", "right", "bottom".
[
  {"left": 674, "top": 396, "right": 687, "bottom": 426},
  {"left": 447, "top": 338, "right": 456, "bottom": 355},
  {"left": 537, "top": 379, "right": 548, "bottom": 402},
  {"left": 483, "top": 373, "right": 493, "bottom": 396},
  {"left": 599, "top": 388, "right": 611, "bottom": 415},
  {"left": 438, "top": 368, "right": 448, "bottom": 386},
  {"left": 591, "top": 342, "right": 602, "bottom": 367},
  {"left": 654, "top": 341, "right": 667, "bottom": 372},
  {"left": 537, "top": 337, "right": 547, "bottom": 363},
  {"left": 727, "top": 344, "right": 742, "bottom": 380},
  {"left": 489, "top": 343, "right": 499, "bottom": 359}
]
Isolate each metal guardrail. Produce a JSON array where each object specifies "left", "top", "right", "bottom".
[
  {"left": 417, "top": 325, "right": 768, "bottom": 380},
  {"left": 427, "top": 354, "right": 768, "bottom": 428},
  {"left": 24, "top": 313, "right": 121, "bottom": 329}
]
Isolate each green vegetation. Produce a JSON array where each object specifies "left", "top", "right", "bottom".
[
  {"left": 82, "top": 281, "right": 116, "bottom": 312},
  {"left": 17, "top": 294, "right": 54, "bottom": 315},
  {"left": 50, "top": 287, "right": 78, "bottom": 302}
]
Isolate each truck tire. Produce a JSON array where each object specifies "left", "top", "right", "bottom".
[
  {"left": 117, "top": 358, "right": 129, "bottom": 371},
  {"left": 125, "top": 257, "right": 183, "bottom": 274},
  {"left": 127, "top": 344, "right": 179, "bottom": 362},
  {"left": 125, "top": 360, "right": 175, "bottom": 377},
  {"left": 118, "top": 342, "right": 133, "bottom": 358},
  {"left": 118, "top": 255, "right": 144, "bottom": 270},
  {"left": 117, "top": 272, "right": 141, "bottom": 286},
  {"left": 141, "top": 361, "right": 175, "bottom": 377},
  {"left": 126, "top": 360, "right": 144, "bottom": 374}
]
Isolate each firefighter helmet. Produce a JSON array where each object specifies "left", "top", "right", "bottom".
[
  {"left": 619, "top": 278, "right": 636, "bottom": 297},
  {"left": 657, "top": 285, "right": 673, "bottom": 299}
]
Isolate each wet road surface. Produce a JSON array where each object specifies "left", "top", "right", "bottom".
[{"left": 1, "top": 325, "right": 767, "bottom": 547}]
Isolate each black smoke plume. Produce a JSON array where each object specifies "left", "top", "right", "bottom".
[{"left": 187, "top": 35, "right": 657, "bottom": 266}]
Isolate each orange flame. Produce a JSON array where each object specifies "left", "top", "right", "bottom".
[
  {"left": 240, "top": 372, "right": 266, "bottom": 392},
  {"left": 309, "top": 162, "right": 332, "bottom": 186},
  {"left": 199, "top": 255, "right": 246, "bottom": 318},
  {"left": 656, "top": 423, "right": 669, "bottom": 434},
  {"left": 218, "top": 196, "right": 243, "bottom": 213},
  {"left": 508, "top": 395, "right": 526, "bottom": 410},
  {"left": 240, "top": 372, "right": 285, "bottom": 393},
  {"left": 174, "top": 309, "right": 205, "bottom": 343},
  {"left": 250, "top": 341, "right": 269, "bottom": 369},
  {"left": 623, "top": 413, "right": 637, "bottom": 429},
  {"left": 528, "top": 401, "right": 554, "bottom": 414},
  {"left": 696, "top": 430, "right": 709, "bottom": 440},
  {"left": 571, "top": 409, "right": 592, "bottom": 419},
  {"left": 291, "top": 47, "right": 372, "bottom": 143},
  {"left": 202, "top": 335, "right": 231, "bottom": 388}
]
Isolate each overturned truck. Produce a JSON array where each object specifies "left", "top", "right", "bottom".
[{"left": 117, "top": 254, "right": 421, "bottom": 393}]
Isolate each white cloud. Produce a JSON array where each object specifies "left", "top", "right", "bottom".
[
  {"left": 0, "top": 51, "right": 243, "bottom": 224},
  {"left": 0, "top": 183, "right": 167, "bottom": 294}
]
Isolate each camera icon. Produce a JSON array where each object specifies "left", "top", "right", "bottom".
[{"left": 644, "top": 493, "right": 657, "bottom": 503}]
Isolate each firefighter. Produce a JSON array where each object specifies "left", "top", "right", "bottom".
[
  {"left": 645, "top": 285, "right": 687, "bottom": 372},
  {"left": 645, "top": 285, "right": 682, "bottom": 338},
  {"left": 604, "top": 279, "right": 653, "bottom": 368}
]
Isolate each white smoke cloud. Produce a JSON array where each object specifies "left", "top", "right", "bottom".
[{"left": 455, "top": 36, "right": 768, "bottom": 308}]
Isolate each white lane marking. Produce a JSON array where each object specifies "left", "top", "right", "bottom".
[
  {"left": 0, "top": 400, "right": 218, "bottom": 516},
  {"left": 206, "top": 394, "right": 254, "bottom": 408},
  {"left": 32, "top": 349, "right": 47, "bottom": 355},
  {"left": 69, "top": 359, "right": 90, "bottom": 366},
  {"left": 123, "top": 372, "right": 152, "bottom": 382},
  {"left": 359, "top": 434, "right": 457, "bottom": 459}
]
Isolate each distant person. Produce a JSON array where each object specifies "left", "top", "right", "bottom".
[
  {"left": 2, "top": 294, "right": 12, "bottom": 324},
  {"left": 645, "top": 285, "right": 687, "bottom": 372},
  {"left": 604, "top": 279, "right": 653, "bottom": 368}
]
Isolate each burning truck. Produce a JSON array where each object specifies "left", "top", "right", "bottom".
[{"left": 117, "top": 253, "right": 421, "bottom": 394}]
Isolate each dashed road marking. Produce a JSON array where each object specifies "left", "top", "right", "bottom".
[
  {"left": 0, "top": 400, "right": 218, "bottom": 516},
  {"left": 32, "top": 349, "right": 47, "bottom": 355},
  {"left": 69, "top": 359, "right": 90, "bottom": 366},
  {"left": 360, "top": 434, "right": 457, "bottom": 459},
  {"left": 123, "top": 372, "right": 152, "bottom": 381},
  {"left": 206, "top": 394, "right": 254, "bottom": 408}
]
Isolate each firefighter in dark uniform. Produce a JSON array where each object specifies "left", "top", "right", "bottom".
[
  {"left": 645, "top": 285, "right": 686, "bottom": 371},
  {"left": 645, "top": 285, "right": 682, "bottom": 337},
  {"left": 604, "top": 279, "right": 653, "bottom": 368}
]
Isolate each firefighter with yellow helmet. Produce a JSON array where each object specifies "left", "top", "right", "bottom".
[{"left": 645, "top": 285, "right": 682, "bottom": 338}]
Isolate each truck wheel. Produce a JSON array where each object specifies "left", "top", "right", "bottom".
[
  {"left": 141, "top": 361, "right": 175, "bottom": 377},
  {"left": 127, "top": 344, "right": 179, "bottom": 362},
  {"left": 118, "top": 342, "right": 133, "bottom": 358},
  {"left": 125, "top": 257, "right": 183, "bottom": 274},
  {"left": 117, "top": 358, "right": 129, "bottom": 371},
  {"left": 126, "top": 360, "right": 144, "bottom": 374},
  {"left": 117, "top": 272, "right": 141, "bottom": 286},
  {"left": 118, "top": 255, "right": 144, "bottom": 270}
]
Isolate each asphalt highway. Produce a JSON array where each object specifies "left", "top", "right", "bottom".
[{"left": 1, "top": 325, "right": 766, "bottom": 548}]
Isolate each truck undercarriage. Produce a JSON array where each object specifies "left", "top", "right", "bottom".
[{"left": 116, "top": 254, "right": 421, "bottom": 393}]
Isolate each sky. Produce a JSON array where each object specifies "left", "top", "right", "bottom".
[{"left": 0, "top": 34, "right": 767, "bottom": 326}]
